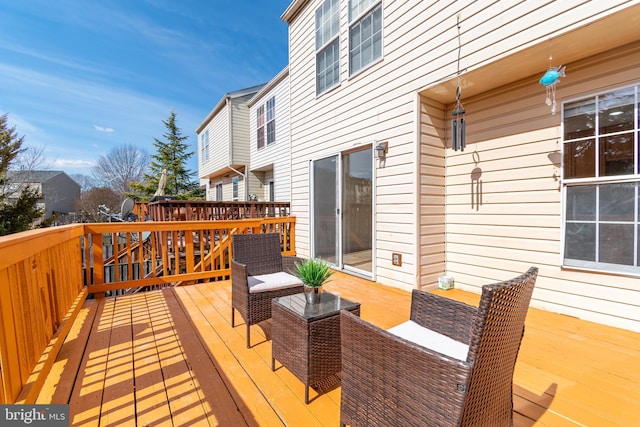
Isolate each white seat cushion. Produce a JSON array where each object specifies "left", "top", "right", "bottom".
[
  {"left": 247, "top": 271, "right": 303, "bottom": 293},
  {"left": 387, "top": 320, "right": 469, "bottom": 361}
]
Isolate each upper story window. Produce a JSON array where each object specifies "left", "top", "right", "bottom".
[
  {"left": 562, "top": 84, "right": 640, "bottom": 274},
  {"left": 349, "top": 0, "right": 382, "bottom": 76},
  {"left": 200, "top": 129, "right": 209, "bottom": 163},
  {"left": 266, "top": 97, "right": 276, "bottom": 144},
  {"left": 257, "top": 105, "right": 265, "bottom": 149},
  {"left": 315, "top": 0, "right": 340, "bottom": 95}
]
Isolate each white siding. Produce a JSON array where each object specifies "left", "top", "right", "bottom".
[
  {"left": 435, "top": 42, "right": 640, "bottom": 332},
  {"left": 287, "top": 0, "right": 640, "bottom": 330},
  {"left": 418, "top": 96, "right": 446, "bottom": 289},
  {"left": 249, "top": 72, "right": 292, "bottom": 202},
  {"left": 230, "top": 95, "right": 253, "bottom": 167},
  {"left": 198, "top": 104, "right": 230, "bottom": 178}
]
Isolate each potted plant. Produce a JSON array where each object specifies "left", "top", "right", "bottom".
[{"left": 292, "top": 258, "right": 334, "bottom": 304}]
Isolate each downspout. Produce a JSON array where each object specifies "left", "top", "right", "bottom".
[{"left": 226, "top": 96, "right": 247, "bottom": 199}]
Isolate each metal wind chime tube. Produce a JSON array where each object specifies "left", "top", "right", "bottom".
[{"left": 452, "top": 85, "right": 465, "bottom": 151}]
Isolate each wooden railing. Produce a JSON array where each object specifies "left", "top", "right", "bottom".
[
  {"left": 0, "top": 225, "right": 86, "bottom": 405},
  {"left": 84, "top": 217, "right": 296, "bottom": 294},
  {"left": 145, "top": 200, "right": 290, "bottom": 222},
  {"left": 0, "top": 216, "right": 296, "bottom": 404}
]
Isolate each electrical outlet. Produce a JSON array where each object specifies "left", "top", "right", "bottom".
[{"left": 392, "top": 253, "right": 402, "bottom": 266}]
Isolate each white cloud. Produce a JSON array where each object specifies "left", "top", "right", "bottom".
[
  {"left": 50, "top": 158, "right": 95, "bottom": 170},
  {"left": 94, "top": 125, "right": 114, "bottom": 133}
]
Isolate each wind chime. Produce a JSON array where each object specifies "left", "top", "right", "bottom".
[
  {"left": 452, "top": 15, "right": 465, "bottom": 152},
  {"left": 452, "top": 85, "right": 465, "bottom": 151},
  {"left": 539, "top": 39, "right": 566, "bottom": 115}
]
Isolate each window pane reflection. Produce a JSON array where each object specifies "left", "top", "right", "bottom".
[
  {"left": 599, "top": 133, "right": 634, "bottom": 176},
  {"left": 564, "top": 139, "right": 595, "bottom": 178},
  {"left": 598, "top": 87, "right": 634, "bottom": 134},
  {"left": 599, "top": 223, "right": 634, "bottom": 265},
  {"left": 566, "top": 186, "right": 595, "bottom": 221},
  {"left": 564, "top": 98, "right": 595, "bottom": 139},
  {"left": 565, "top": 223, "right": 596, "bottom": 262},
  {"left": 599, "top": 183, "right": 634, "bottom": 222}
]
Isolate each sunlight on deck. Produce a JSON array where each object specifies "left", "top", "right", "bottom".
[{"left": 38, "top": 272, "right": 640, "bottom": 426}]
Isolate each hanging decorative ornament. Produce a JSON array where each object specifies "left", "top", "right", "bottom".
[
  {"left": 452, "top": 15, "right": 465, "bottom": 151},
  {"left": 539, "top": 41, "right": 565, "bottom": 115},
  {"left": 539, "top": 65, "right": 565, "bottom": 115}
]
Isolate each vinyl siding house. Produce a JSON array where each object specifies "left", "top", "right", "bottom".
[
  {"left": 246, "top": 67, "right": 292, "bottom": 202},
  {"left": 197, "top": 84, "right": 265, "bottom": 201},
  {"left": 282, "top": 0, "right": 640, "bottom": 332},
  {"left": 5, "top": 170, "right": 80, "bottom": 220}
]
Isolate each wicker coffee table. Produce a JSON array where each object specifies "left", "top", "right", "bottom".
[{"left": 271, "top": 292, "right": 361, "bottom": 403}]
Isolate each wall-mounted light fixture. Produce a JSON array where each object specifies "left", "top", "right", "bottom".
[{"left": 375, "top": 141, "right": 388, "bottom": 159}]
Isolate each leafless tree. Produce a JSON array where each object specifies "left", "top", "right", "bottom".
[
  {"left": 70, "top": 173, "right": 97, "bottom": 193},
  {"left": 92, "top": 143, "right": 149, "bottom": 196},
  {"left": 74, "top": 187, "right": 122, "bottom": 223},
  {"left": 14, "top": 144, "right": 49, "bottom": 171}
]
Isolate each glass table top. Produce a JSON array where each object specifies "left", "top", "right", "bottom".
[{"left": 273, "top": 291, "right": 360, "bottom": 321}]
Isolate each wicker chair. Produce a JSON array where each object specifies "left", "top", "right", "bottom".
[
  {"left": 340, "top": 266, "right": 538, "bottom": 427},
  {"left": 231, "top": 233, "right": 304, "bottom": 348}
]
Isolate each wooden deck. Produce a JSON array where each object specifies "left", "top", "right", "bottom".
[{"left": 37, "top": 272, "right": 640, "bottom": 426}]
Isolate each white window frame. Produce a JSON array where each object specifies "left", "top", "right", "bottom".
[
  {"left": 215, "top": 183, "right": 223, "bottom": 201},
  {"left": 266, "top": 96, "right": 276, "bottom": 145},
  {"left": 348, "top": 0, "right": 383, "bottom": 77},
  {"left": 562, "top": 83, "right": 640, "bottom": 275},
  {"left": 200, "top": 129, "right": 209, "bottom": 163},
  {"left": 256, "top": 105, "right": 265, "bottom": 149},
  {"left": 315, "top": 0, "right": 340, "bottom": 96}
]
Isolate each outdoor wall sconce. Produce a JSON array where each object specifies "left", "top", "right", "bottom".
[{"left": 375, "top": 141, "right": 388, "bottom": 159}]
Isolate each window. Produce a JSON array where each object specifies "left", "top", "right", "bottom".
[
  {"left": 256, "top": 106, "right": 265, "bottom": 149},
  {"left": 215, "top": 183, "right": 223, "bottom": 201},
  {"left": 315, "top": 0, "right": 340, "bottom": 95},
  {"left": 266, "top": 97, "right": 276, "bottom": 144},
  {"left": 562, "top": 84, "right": 640, "bottom": 274},
  {"left": 200, "top": 129, "right": 209, "bottom": 163},
  {"left": 232, "top": 177, "right": 239, "bottom": 201},
  {"left": 349, "top": 0, "right": 382, "bottom": 76}
]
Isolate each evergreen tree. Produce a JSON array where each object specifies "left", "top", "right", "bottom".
[
  {"left": 0, "top": 114, "right": 44, "bottom": 235},
  {"left": 129, "top": 110, "right": 203, "bottom": 200}
]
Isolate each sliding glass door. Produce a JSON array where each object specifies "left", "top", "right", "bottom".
[
  {"left": 312, "top": 155, "right": 338, "bottom": 263},
  {"left": 341, "top": 147, "right": 373, "bottom": 274},
  {"left": 312, "top": 146, "right": 373, "bottom": 276}
]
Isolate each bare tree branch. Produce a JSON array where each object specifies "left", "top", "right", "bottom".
[{"left": 92, "top": 143, "right": 149, "bottom": 196}]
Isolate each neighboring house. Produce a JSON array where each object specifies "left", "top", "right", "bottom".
[
  {"left": 281, "top": 0, "right": 640, "bottom": 332},
  {"left": 246, "top": 67, "right": 292, "bottom": 202},
  {"left": 5, "top": 170, "right": 80, "bottom": 220},
  {"left": 197, "top": 84, "right": 265, "bottom": 201}
]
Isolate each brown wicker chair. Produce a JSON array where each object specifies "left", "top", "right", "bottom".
[
  {"left": 231, "top": 233, "right": 304, "bottom": 348},
  {"left": 340, "top": 266, "right": 538, "bottom": 427}
]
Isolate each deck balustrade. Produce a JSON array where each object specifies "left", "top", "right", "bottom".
[
  {"left": 0, "top": 216, "right": 296, "bottom": 404},
  {"left": 143, "top": 200, "right": 290, "bottom": 222}
]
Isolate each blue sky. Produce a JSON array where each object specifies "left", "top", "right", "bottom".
[{"left": 0, "top": 0, "right": 291, "bottom": 178}]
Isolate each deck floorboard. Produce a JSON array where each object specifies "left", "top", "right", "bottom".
[{"left": 36, "top": 272, "right": 640, "bottom": 426}]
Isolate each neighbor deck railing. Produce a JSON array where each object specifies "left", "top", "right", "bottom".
[
  {"left": 144, "top": 200, "right": 291, "bottom": 222},
  {"left": 0, "top": 216, "right": 296, "bottom": 404}
]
